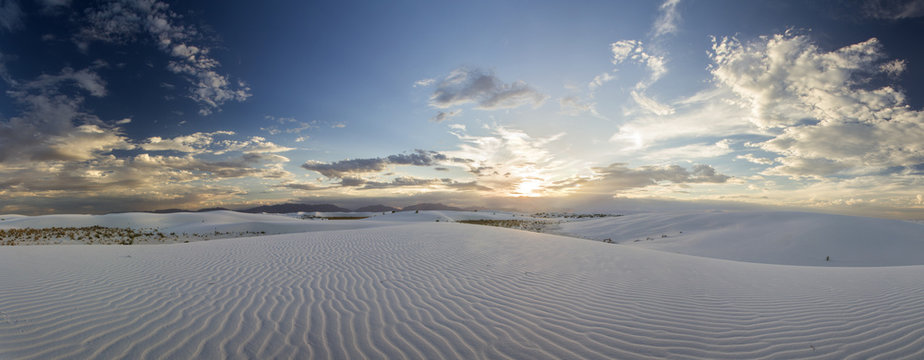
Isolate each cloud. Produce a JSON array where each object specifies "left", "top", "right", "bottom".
[
  {"left": 0, "top": 147, "right": 293, "bottom": 214},
  {"left": 642, "top": 140, "right": 734, "bottom": 162},
  {"left": 414, "top": 78, "right": 435, "bottom": 87},
  {"left": 630, "top": 90, "right": 673, "bottom": 115},
  {"left": 139, "top": 131, "right": 293, "bottom": 155},
  {"left": 16, "top": 67, "right": 107, "bottom": 97},
  {"left": 559, "top": 96, "right": 599, "bottom": 117},
  {"left": 1, "top": 66, "right": 134, "bottom": 163},
  {"left": 0, "top": 0, "right": 23, "bottom": 32},
  {"left": 430, "top": 110, "right": 461, "bottom": 122},
  {"left": 588, "top": 72, "right": 615, "bottom": 91},
  {"left": 652, "top": 0, "right": 682, "bottom": 38},
  {"left": 722, "top": 173, "right": 924, "bottom": 218},
  {"left": 43, "top": 124, "right": 133, "bottom": 161},
  {"left": 609, "top": 88, "right": 758, "bottom": 149},
  {"left": 275, "top": 182, "right": 328, "bottom": 191},
  {"left": 610, "top": 40, "right": 666, "bottom": 84},
  {"left": 140, "top": 131, "right": 234, "bottom": 153},
  {"left": 133, "top": 152, "right": 291, "bottom": 179},
  {"left": 214, "top": 136, "right": 294, "bottom": 154},
  {"left": 386, "top": 150, "right": 448, "bottom": 166},
  {"left": 302, "top": 158, "right": 388, "bottom": 178},
  {"left": 736, "top": 153, "right": 775, "bottom": 165},
  {"left": 0, "top": 52, "right": 14, "bottom": 85},
  {"left": 261, "top": 116, "right": 313, "bottom": 135},
  {"left": 861, "top": 0, "right": 924, "bottom": 19},
  {"left": 429, "top": 67, "right": 547, "bottom": 110},
  {"left": 325, "top": 175, "right": 491, "bottom": 192},
  {"left": 711, "top": 32, "right": 896, "bottom": 128},
  {"left": 444, "top": 125, "right": 575, "bottom": 196},
  {"left": 115, "top": 117, "right": 132, "bottom": 125},
  {"left": 581, "top": 163, "right": 730, "bottom": 194},
  {"left": 710, "top": 32, "right": 924, "bottom": 178},
  {"left": 78, "top": 0, "right": 251, "bottom": 115},
  {"left": 351, "top": 176, "right": 492, "bottom": 191},
  {"left": 301, "top": 149, "right": 451, "bottom": 178},
  {"left": 266, "top": 115, "right": 297, "bottom": 124},
  {"left": 357, "top": 176, "right": 441, "bottom": 190},
  {"left": 38, "top": 0, "right": 70, "bottom": 13},
  {"left": 608, "top": 40, "right": 670, "bottom": 116}
]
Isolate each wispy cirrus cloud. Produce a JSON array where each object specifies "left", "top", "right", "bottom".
[
  {"left": 652, "top": 0, "right": 682, "bottom": 38},
  {"left": 860, "top": 0, "right": 924, "bottom": 19},
  {"left": 0, "top": 0, "right": 23, "bottom": 32}
]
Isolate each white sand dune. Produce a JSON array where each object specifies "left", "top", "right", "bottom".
[
  {"left": 2, "top": 217, "right": 924, "bottom": 359},
  {"left": 555, "top": 211, "right": 924, "bottom": 267}
]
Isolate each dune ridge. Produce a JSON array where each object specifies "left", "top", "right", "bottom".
[{"left": 2, "top": 222, "right": 923, "bottom": 359}]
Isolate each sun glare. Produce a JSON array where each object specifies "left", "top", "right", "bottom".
[{"left": 512, "top": 178, "right": 547, "bottom": 197}]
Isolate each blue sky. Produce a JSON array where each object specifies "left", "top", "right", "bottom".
[{"left": 1, "top": 0, "right": 924, "bottom": 218}]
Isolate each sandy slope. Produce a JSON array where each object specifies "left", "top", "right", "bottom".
[
  {"left": 554, "top": 211, "right": 924, "bottom": 266},
  {"left": 2, "top": 221, "right": 924, "bottom": 359}
]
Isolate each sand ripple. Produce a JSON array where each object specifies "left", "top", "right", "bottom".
[{"left": 1, "top": 223, "right": 923, "bottom": 359}]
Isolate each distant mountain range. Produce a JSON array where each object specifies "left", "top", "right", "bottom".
[
  {"left": 148, "top": 203, "right": 465, "bottom": 214},
  {"left": 239, "top": 203, "right": 352, "bottom": 213},
  {"left": 353, "top": 204, "right": 401, "bottom": 212},
  {"left": 150, "top": 207, "right": 230, "bottom": 214},
  {"left": 400, "top": 203, "right": 464, "bottom": 211}
]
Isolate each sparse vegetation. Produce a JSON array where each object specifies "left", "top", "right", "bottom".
[
  {"left": 457, "top": 219, "right": 553, "bottom": 232},
  {"left": 0, "top": 226, "right": 272, "bottom": 246},
  {"left": 300, "top": 215, "right": 369, "bottom": 220},
  {"left": 532, "top": 212, "right": 621, "bottom": 219}
]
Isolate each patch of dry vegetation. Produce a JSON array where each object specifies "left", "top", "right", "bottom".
[
  {"left": 299, "top": 216, "right": 369, "bottom": 220},
  {"left": 457, "top": 219, "right": 553, "bottom": 232},
  {"left": 0, "top": 226, "right": 268, "bottom": 246},
  {"left": 531, "top": 212, "right": 620, "bottom": 219}
]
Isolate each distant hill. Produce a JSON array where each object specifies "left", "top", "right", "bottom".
[
  {"left": 354, "top": 204, "right": 400, "bottom": 212},
  {"left": 401, "top": 203, "right": 465, "bottom": 211},
  {"left": 240, "top": 203, "right": 352, "bottom": 213}
]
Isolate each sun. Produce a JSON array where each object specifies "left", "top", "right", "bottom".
[{"left": 511, "top": 178, "right": 546, "bottom": 197}]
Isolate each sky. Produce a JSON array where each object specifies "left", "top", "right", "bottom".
[{"left": 1, "top": 0, "right": 924, "bottom": 218}]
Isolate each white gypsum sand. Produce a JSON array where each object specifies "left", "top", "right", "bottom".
[
  {"left": 554, "top": 210, "right": 924, "bottom": 266},
  {"left": 0, "top": 211, "right": 922, "bottom": 359}
]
